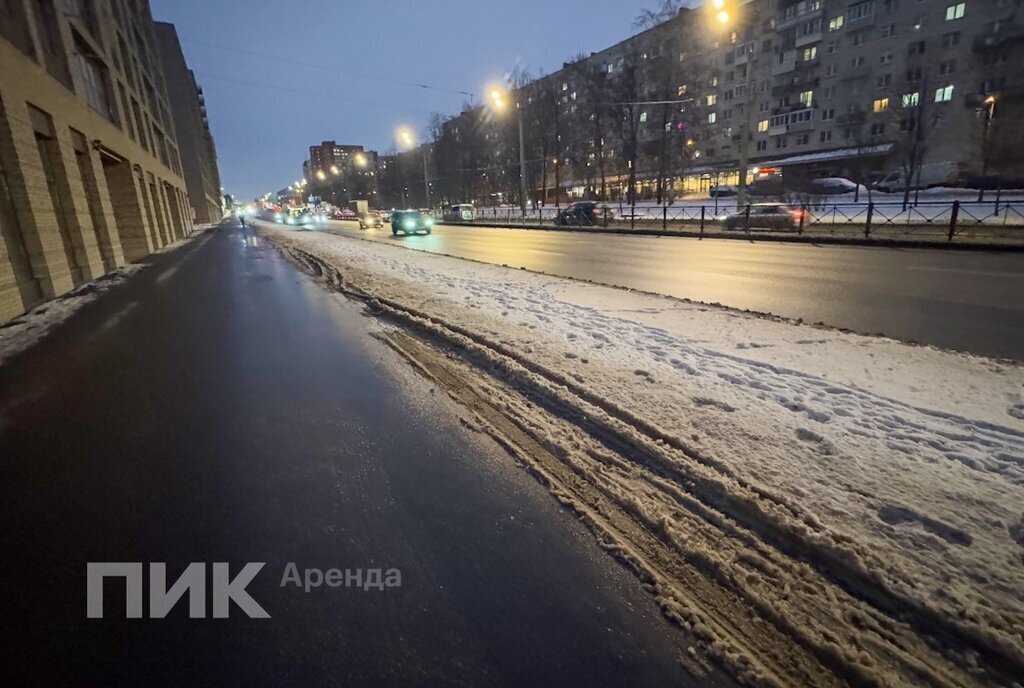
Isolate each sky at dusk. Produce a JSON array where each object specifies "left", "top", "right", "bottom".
[{"left": 149, "top": 0, "right": 674, "bottom": 201}]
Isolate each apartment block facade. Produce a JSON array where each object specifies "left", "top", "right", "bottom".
[
  {"left": 154, "top": 21, "right": 222, "bottom": 225},
  {"left": 396, "top": 0, "right": 1023, "bottom": 207},
  {"left": 0, "top": 0, "right": 195, "bottom": 323}
]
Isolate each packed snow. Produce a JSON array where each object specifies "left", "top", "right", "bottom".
[{"left": 260, "top": 222, "right": 1024, "bottom": 684}]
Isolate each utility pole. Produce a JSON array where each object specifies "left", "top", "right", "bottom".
[
  {"left": 518, "top": 105, "right": 528, "bottom": 217},
  {"left": 422, "top": 146, "right": 431, "bottom": 209}
]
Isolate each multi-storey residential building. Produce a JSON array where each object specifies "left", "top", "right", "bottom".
[
  {"left": 154, "top": 22, "right": 222, "bottom": 224},
  {"left": 392, "top": 0, "right": 1023, "bottom": 208},
  {"left": 0, "top": 0, "right": 196, "bottom": 322},
  {"left": 306, "top": 141, "right": 379, "bottom": 205}
]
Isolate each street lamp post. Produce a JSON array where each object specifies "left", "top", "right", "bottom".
[
  {"left": 397, "top": 127, "right": 431, "bottom": 209},
  {"left": 487, "top": 84, "right": 529, "bottom": 218},
  {"left": 979, "top": 95, "right": 997, "bottom": 202}
]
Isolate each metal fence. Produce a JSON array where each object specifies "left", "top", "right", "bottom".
[{"left": 445, "top": 200, "right": 1024, "bottom": 243}]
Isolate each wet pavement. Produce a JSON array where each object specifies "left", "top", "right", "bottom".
[
  {"left": 319, "top": 219, "right": 1024, "bottom": 359},
  {"left": 0, "top": 222, "right": 729, "bottom": 687}
]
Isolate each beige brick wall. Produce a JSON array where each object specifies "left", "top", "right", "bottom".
[{"left": 0, "top": 25, "right": 193, "bottom": 322}]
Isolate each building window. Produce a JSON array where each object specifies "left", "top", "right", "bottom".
[
  {"left": 803, "top": 46, "right": 817, "bottom": 61},
  {"left": 706, "top": 94, "right": 717, "bottom": 106},
  {"left": 934, "top": 84, "right": 954, "bottom": 102},
  {"left": 873, "top": 97, "right": 889, "bottom": 112},
  {"left": 871, "top": 123, "right": 886, "bottom": 135},
  {"left": 639, "top": 112, "right": 648, "bottom": 123},
  {"left": 799, "top": 90, "right": 814, "bottom": 106},
  {"left": 881, "top": 24, "right": 896, "bottom": 37},
  {"left": 942, "top": 32, "right": 960, "bottom": 47},
  {"left": 829, "top": 15, "right": 845, "bottom": 31},
  {"left": 756, "top": 140, "right": 768, "bottom": 151},
  {"left": 906, "top": 67, "right": 922, "bottom": 81},
  {"left": 908, "top": 40, "right": 926, "bottom": 55},
  {"left": 757, "top": 119, "right": 769, "bottom": 132},
  {"left": 796, "top": 133, "right": 810, "bottom": 145},
  {"left": 902, "top": 91, "right": 920, "bottom": 107},
  {"left": 707, "top": 112, "right": 717, "bottom": 124},
  {"left": 822, "top": 108, "right": 835, "bottom": 120},
  {"left": 776, "top": 137, "right": 788, "bottom": 149},
  {"left": 74, "top": 36, "right": 113, "bottom": 121},
  {"left": 944, "top": 3, "right": 965, "bottom": 20},
  {"left": 847, "top": 1, "right": 875, "bottom": 22},
  {"left": 851, "top": 56, "right": 865, "bottom": 67},
  {"left": 880, "top": 53, "right": 893, "bottom": 64},
  {"left": 820, "top": 130, "right": 833, "bottom": 143},
  {"left": 677, "top": 84, "right": 688, "bottom": 96},
  {"left": 876, "top": 74, "right": 892, "bottom": 87},
  {"left": 823, "top": 86, "right": 836, "bottom": 98}
]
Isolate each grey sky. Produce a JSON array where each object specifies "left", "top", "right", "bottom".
[{"left": 149, "top": 0, "right": 666, "bottom": 200}]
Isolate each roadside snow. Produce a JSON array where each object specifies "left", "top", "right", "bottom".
[
  {"left": 261, "top": 223, "right": 1024, "bottom": 670},
  {"left": 0, "top": 264, "right": 146, "bottom": 367}
]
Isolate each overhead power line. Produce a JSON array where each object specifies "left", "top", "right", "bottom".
[{"left": 179, "top": 37, "right": 477, "bottom": 100}]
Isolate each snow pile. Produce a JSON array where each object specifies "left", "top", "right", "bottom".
[
  {"left": 261, "top": 224, "right": 1024, "bottom": 681},
  {"left": 0, "top": 264, "right": 147, "bottom": 367}
]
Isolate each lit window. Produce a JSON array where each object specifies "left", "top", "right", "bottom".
[
  {"left": 828, "top": 16, "right": 845, "bottom": 31},
  {"left": 902, "top": 92, "right": 920, "bottom": 107},
  {"left": 803, "top": 46, "right": 817, "bottom": 61},
  {"left": 799, "top": 90, "right": 814, "bottom": 106},
  {"left": 706, "top": 94, "right": 717, "bottom": 106},
  {"left": 934, "top": 84, "right": 954, "bottom": 102},
  {"left": 873, "top": 97, "right": 889, "bottom": 112},
  {"left": 945, "top": 3, "right": 965, "bottom": 20},
  {"left": 639, "top": 112, "right": 648, "bottom": 123},
  {"left": 757, "top": 119, "right": 769, "bottom": 132},
  {"left": 677, "top": 84, "right": 687, "bottom": 96},
  {"left": 708, "top": 112, "right": 717, "bottom": 124}
]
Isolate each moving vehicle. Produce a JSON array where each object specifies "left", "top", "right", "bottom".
[
  {"left": 358, "top": 211, "right": 383, "bottom": 229},
  {"left": 391, "top": 209, "right": 434, "bottom": 235},
  {"left": 554, "top": 201, "right": 614, "bottom": 227},
  {"left": 350, "top": 199, "right": 370, "bottom": 216},
  {"left": 723, "top": 203, "right": 800, "bottom": 231},
  {"left": 443, "top": 204, "right": 476, "bottom": 222}
]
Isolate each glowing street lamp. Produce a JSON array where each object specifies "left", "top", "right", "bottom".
[
  {"left": 486, "top": 81, "right": 528, "bottom": 218},
  {"left": 396, "top": 126, "right": 430, "bottom": 208}
]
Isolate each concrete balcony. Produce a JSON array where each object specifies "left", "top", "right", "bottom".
[
  {"left": 771, "top": 53, "right": 798, "bottom": 76},
  {"left": 795, "top": 31, "right": 823, "bottom": 48}
]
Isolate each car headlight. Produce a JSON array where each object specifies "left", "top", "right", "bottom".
[
  {"left": 274, "top": 213, "right": 283, "bottom": 222},
  {"left": 424, "top": 218, "right": 434, "bottom": 226},
  {"left": 403, "top": 220, "right": 416, "bottom": 229}
]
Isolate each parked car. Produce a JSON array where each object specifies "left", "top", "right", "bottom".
[
  {"left": 709, "top": 184, "right": 737, "bottom": 198},
  {"left": 723, "top": 203, "right": 800, "bottom": 231},
  {"left": 554, "top": 201, "right": 614, "bottom": 227},
  {"left": 443, "top": 204, "right": 476, "bottom": 222},
  {"left": 391, "top": 209, "right": 434, "bottom": 235},
  {"left": 811, "top": 177, "right": 867, "bottom": 195},
  {"left": 872, "top": 162, "right": 963, "bottom": 192},
  {"left": 358, "top": 211, "right": 383, "bottom": 229}
]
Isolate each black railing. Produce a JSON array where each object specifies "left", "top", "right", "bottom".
[{"left": 434, "top": 200, "right": 1024, "bottom": 242}]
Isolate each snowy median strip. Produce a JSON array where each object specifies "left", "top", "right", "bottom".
[{"left": 259, "top": 223, "right": 1024, "bottom": 685}]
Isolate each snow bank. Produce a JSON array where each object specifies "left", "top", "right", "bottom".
[{"left": 260, "top": 223, "right": 1024, "bottom": 683}]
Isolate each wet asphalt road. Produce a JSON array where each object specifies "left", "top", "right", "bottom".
[
  {"left": 0, "top": 222, "right": 723, "bottom": 687},
  {"left": 319, "top": 220, "right": 1024, "bottom": 359}
]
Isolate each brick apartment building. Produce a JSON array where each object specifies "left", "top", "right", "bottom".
[
  {"left": 389, "top": 0, "right": 1024, "bottom": 207},
  {"left": 306, "top": 140, "right": 379, "bottom": 206},
  {"left": 154, "top": 22, "right": 222, "bottom": 224},
  {"left": 0, "top": 0, "right": 201, "bottom": 323}
]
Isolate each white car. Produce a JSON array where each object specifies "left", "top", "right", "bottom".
[{"left": 812, "top": 177, "right": 867, "bottom": 195}]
